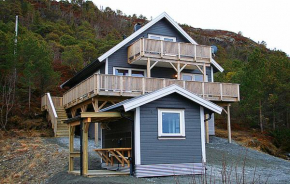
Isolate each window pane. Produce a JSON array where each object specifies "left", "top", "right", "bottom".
[
  {"left": 182, "top": 74, "right": 192, "bottom": 81},
  {"left": 150, "top": 36, "right": 161, "bottom": 40},
  {"left": 131, "top": 70, "right": 145, "bottom": 77},
  {"left": 162, "top": 112, "right": 180, "bottom": 134},
  {"left": 164, "top": 38, "right": 174, "bottom": 42},
  {"left": 115, "top": 69, "right": 129, "bottom": 76},
  {"left": 194, "top": 75, "right": 204, "bottom": 82}
]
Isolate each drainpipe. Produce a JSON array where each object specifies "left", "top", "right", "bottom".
[{"left": 120, "top": 111, "right": 135, "bottom": 176}]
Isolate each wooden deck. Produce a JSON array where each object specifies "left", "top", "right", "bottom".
[
  {"left": 57, "top": 74, "right": 239, "bottom": 109},
  {"left": 128, "top": 38, "right": 212, "bottom": 64}
]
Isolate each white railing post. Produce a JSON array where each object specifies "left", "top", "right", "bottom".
[{"left": 142, "top": 38, "right": 145, "bottom": 56}]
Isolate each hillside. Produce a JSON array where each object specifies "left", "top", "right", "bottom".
[{"left": 1, "top": 0, "right": 290, "bottom": 156}]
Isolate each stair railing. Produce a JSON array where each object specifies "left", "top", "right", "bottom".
[{"left": 46, "top": 92, "right": 58, "bottom": 135}]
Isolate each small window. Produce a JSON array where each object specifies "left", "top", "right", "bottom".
[
  {"left": 158, "top": 109, "right": 185, "bottom": 138},
  {"left": 181, "top": 73, "right": 208, "bottom": 82},
  {"left": 115, "top": 68, "right": 129, "bottom": 76},
  {"left": 114, "top": 67, "right": 146, "bottom": 77},
  {"left": 148, "top": 34, "right": 176, "bottom": 42}
]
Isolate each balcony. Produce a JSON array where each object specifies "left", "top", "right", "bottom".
[
  {"left": 128, "top": 38, "right": 212, "bottom": 66},
  {"left": 61, "top": 74, "right": 240, "bottom": 109}
]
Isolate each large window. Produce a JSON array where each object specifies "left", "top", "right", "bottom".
[
  {"left": 181, "top": 73, "right": 208, "bottom": 82},
  {"left": 113, "top": 67, "right": 146, "bottom": 77},
  {"left": 158, "top": 109, "right": 185, "bottom": 138},
  {"left": 148, "top": 34, "right": 176, "bottom": 42}
]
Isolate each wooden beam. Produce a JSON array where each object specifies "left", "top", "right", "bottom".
[
  {"left": 99, "top": 101, "right": 108, "bottom": 110},
  {"left": 180, "top": 64, "right": 187, "bottom": 72},
  {"left": 82, "top": 118, "right": 91, "bottom": 175},
  {"left": 71, "top": 109, "right": 77, "bottom": 118},
  {"left": 196, "top": 65, "right": 204, "bottom": 74},
  {"left": 203, "top": 64, "right": 206, "bottom": 82},
  {"left": 227, "top": 104, "right": 232, "bottom": 143},
  {"left": 81, "top": 112, "right": 121, "bottom": 118},
  {"left": 81, "top": 105, "right": 88, "bottom": 112},
  {"left": 205, "top": 114, "right": 209, "bottom": 144},
  {"left": 169, "top": 62, "right": 178, "bottom": 72},
  {"left": 177, "top": 62, "right": 181, "bottom": 80},
  {"left": 147, "top": 58, "right": 151, "bottom": 77},
  {"left": 150, "top": 61, "right": 159, "bottom": 70},
  {"left": 69, "top": 125, "right": 75, "bottom": 172}
]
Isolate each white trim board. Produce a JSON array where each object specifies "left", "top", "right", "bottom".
[
  {"left": 200, "top": 107, "right": 206, "bottom": 162},
  {"left": 134, "top": 107, "right": 141, "bottom": 165}
]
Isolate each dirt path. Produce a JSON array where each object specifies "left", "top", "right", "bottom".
[
  {"left": 47, "top": 137, "right": 290, "bottom": 184},
  {"left": 1, "top": 135, "right": 289, "bottom": 183}
]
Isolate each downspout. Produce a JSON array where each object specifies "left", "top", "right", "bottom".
[{"left": 120, "top": 111, "right": 135, "bottom": 176}]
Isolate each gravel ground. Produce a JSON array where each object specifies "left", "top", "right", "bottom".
[{"left": 46, "top": 136, "right": 290, "bottom": 184}]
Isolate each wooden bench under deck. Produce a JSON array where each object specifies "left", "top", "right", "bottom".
[{"left": 95, "top": 148, "right": 131, "bottom": 167}]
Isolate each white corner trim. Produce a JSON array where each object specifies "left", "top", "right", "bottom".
[
  {"left": 211, "top": 59, "right": 224, "bottom": 73},
  {"left": 105, "top": 58, "right": 108, "bottom": 74},
  {"left": 98, "top": 12, "right": 197, "bottom": 62},
  {"left": 200, "top": 107, "right": 206, "bottom": 162},
  {"left": 134, "top": 107, "right": 141, "bottom": 165},
  {"left": 123, "top": 85, "right": 222, "bottom": 114}
]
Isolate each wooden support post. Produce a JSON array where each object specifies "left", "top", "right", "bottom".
[
  {"left": 147, "top": 58, "right": 151, "bottom": 78},
  {"left": 82, "top": 118, "right": 91, "bottom": 175},
  {"left": 177, "top": 62, "right": 180, "bottom": 80},
  {"left": 68, "top": 125, "right": 75, "bottom": 171},
  {"left": 227, "top": 104, "right": 232, "bottom": 143},
  {"left": 92, "top": 98, "right": 99, "bottom": 145},
  {"left": 205, "top": 114, "right": 209, "bottom": 144}
]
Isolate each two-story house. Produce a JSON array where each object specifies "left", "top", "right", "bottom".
[{"left": 41, "top": 12, "right": 239, "bottom": 177}]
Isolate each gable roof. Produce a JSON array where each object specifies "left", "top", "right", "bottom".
[
  {"left": 97, "top": 12, "right": 224, "bottom": 72},
  {"left": 98, "top": 12, "right": 197, "bottom": 62},
  {"left": 100, "top": 84, "right": 222, "bottom": 114}
]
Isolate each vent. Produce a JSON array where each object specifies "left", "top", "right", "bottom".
[{"left": 134, "top": 23, "right": 142, "bottom": 32}]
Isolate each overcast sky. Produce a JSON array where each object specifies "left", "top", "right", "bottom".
[{"left": 93, "top": 0, "right": 290, "bottom": 56}]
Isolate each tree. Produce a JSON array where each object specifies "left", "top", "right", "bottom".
[{"left": 62, "top": 45, "right": 84, "bottom": 73}]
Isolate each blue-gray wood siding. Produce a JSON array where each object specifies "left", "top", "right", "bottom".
[
  {"left": 139, "top": 93, "right": 202, "bottom": 165},
  {"left": 108, "top": 18, "right": 189, "bottom": 74},
  {"left": 97, "top": 18, "right": 213, "bottom": 81}
]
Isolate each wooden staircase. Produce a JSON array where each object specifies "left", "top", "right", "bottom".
[
  {"left": 42, "top": 93, "right": 69, "bottom": 137},
  {"left": 55, "top": 107, "right": 69, "bottom": 137}
]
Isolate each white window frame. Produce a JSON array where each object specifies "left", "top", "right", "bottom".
[
  {"left": 158, "top": 108, "right": 185, "bottom": 139},
  {"left": 181, "top": 73, "right": 208, "bottom": 82},
  {"left": 148, "top": 34, "right": 176, "bottom": 42},
  {"left": 113, "top": 67, "right": 147, "bottom": 77}
]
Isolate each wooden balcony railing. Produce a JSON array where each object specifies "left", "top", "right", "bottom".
[
  {"left": 128, "top": 38, "right": 212, "bottom": 64},
  {"left": 41, "top": 94, "right": 63, "bottom": 111},
  {"left": 62, "top": 74, "right": 240, "bottom": 108}
]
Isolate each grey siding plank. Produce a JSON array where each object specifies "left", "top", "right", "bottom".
[{"left": 140, "top": 93, "right": 202, "bottom": 165}]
